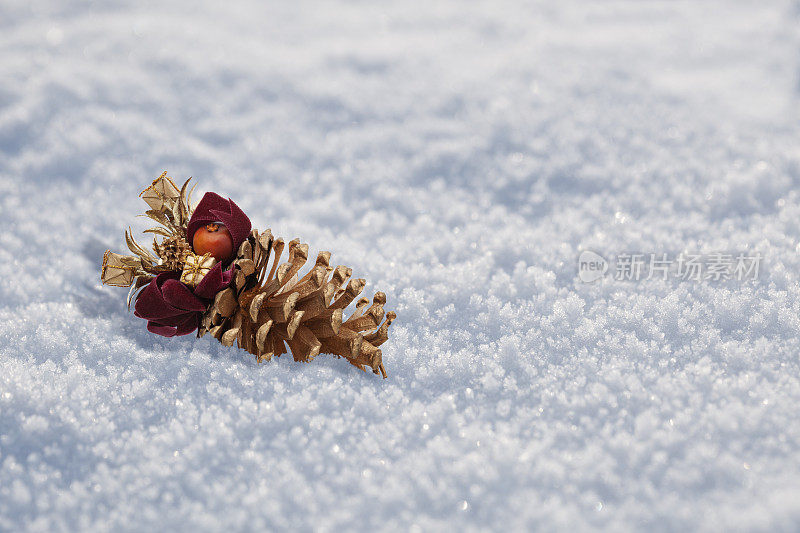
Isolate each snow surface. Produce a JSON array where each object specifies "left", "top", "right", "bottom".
[{"left": 2, "top": 0, "right": 800, "bottom": 530}]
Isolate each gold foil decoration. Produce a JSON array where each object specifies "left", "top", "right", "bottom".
[
  {"left": 180, "top": 252, "right": 217, "bottom": 286},
  {"left": 139, "top": 171, "right": 181, "bottom": 212},
  {"left": 101, "top": 251, "right": 143, "bottom": 287}
]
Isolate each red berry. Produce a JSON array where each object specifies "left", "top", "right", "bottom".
[{"left": 193, "top": 223, "right": 234, "bottom": 263}]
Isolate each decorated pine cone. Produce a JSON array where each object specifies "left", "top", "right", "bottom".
[{"left": 101, "top": 172, "right": 395, "bottom": 378}]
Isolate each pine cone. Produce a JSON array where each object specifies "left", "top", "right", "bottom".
[
  {"left": 154, "top": 235, "right": 191, "bottom": 270},
  {"left": 199, "top": 229, "right": 394, "bottom": 378}
]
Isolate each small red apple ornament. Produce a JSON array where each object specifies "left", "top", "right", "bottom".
[{"left": 192, "top": 222, "right": 234, "bottom": 263}]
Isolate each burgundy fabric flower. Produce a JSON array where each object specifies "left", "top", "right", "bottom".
[
  {"left": 192, "top": 261, "right": 236, "bottom": 299},
  {"left": 134, "top": 272, "right": 207, "bottom": 337},
  {"left": 187, "top": 192, "right": 252, "bottom": 259},
  {"left": 134, "top": 192, "right": 251, "bottom": 337},
  {"left": 134, "top": 265, "right": 236, "bottom": 337}
]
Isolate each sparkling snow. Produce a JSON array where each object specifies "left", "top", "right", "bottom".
[{"left": 2, "top": 1, "right": 800, "bottom": 530}]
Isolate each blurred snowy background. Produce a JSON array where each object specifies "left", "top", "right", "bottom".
[{"left": 2, "top": 0, "right": 800, "bottom": 530}]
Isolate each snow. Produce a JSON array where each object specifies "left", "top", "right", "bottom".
[{"left": 2, "top": 0, "right": 800, "bottom": 530}]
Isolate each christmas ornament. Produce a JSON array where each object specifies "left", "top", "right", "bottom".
[{"left": 101, "top": 172, "right": 394, "bottom": 378}]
